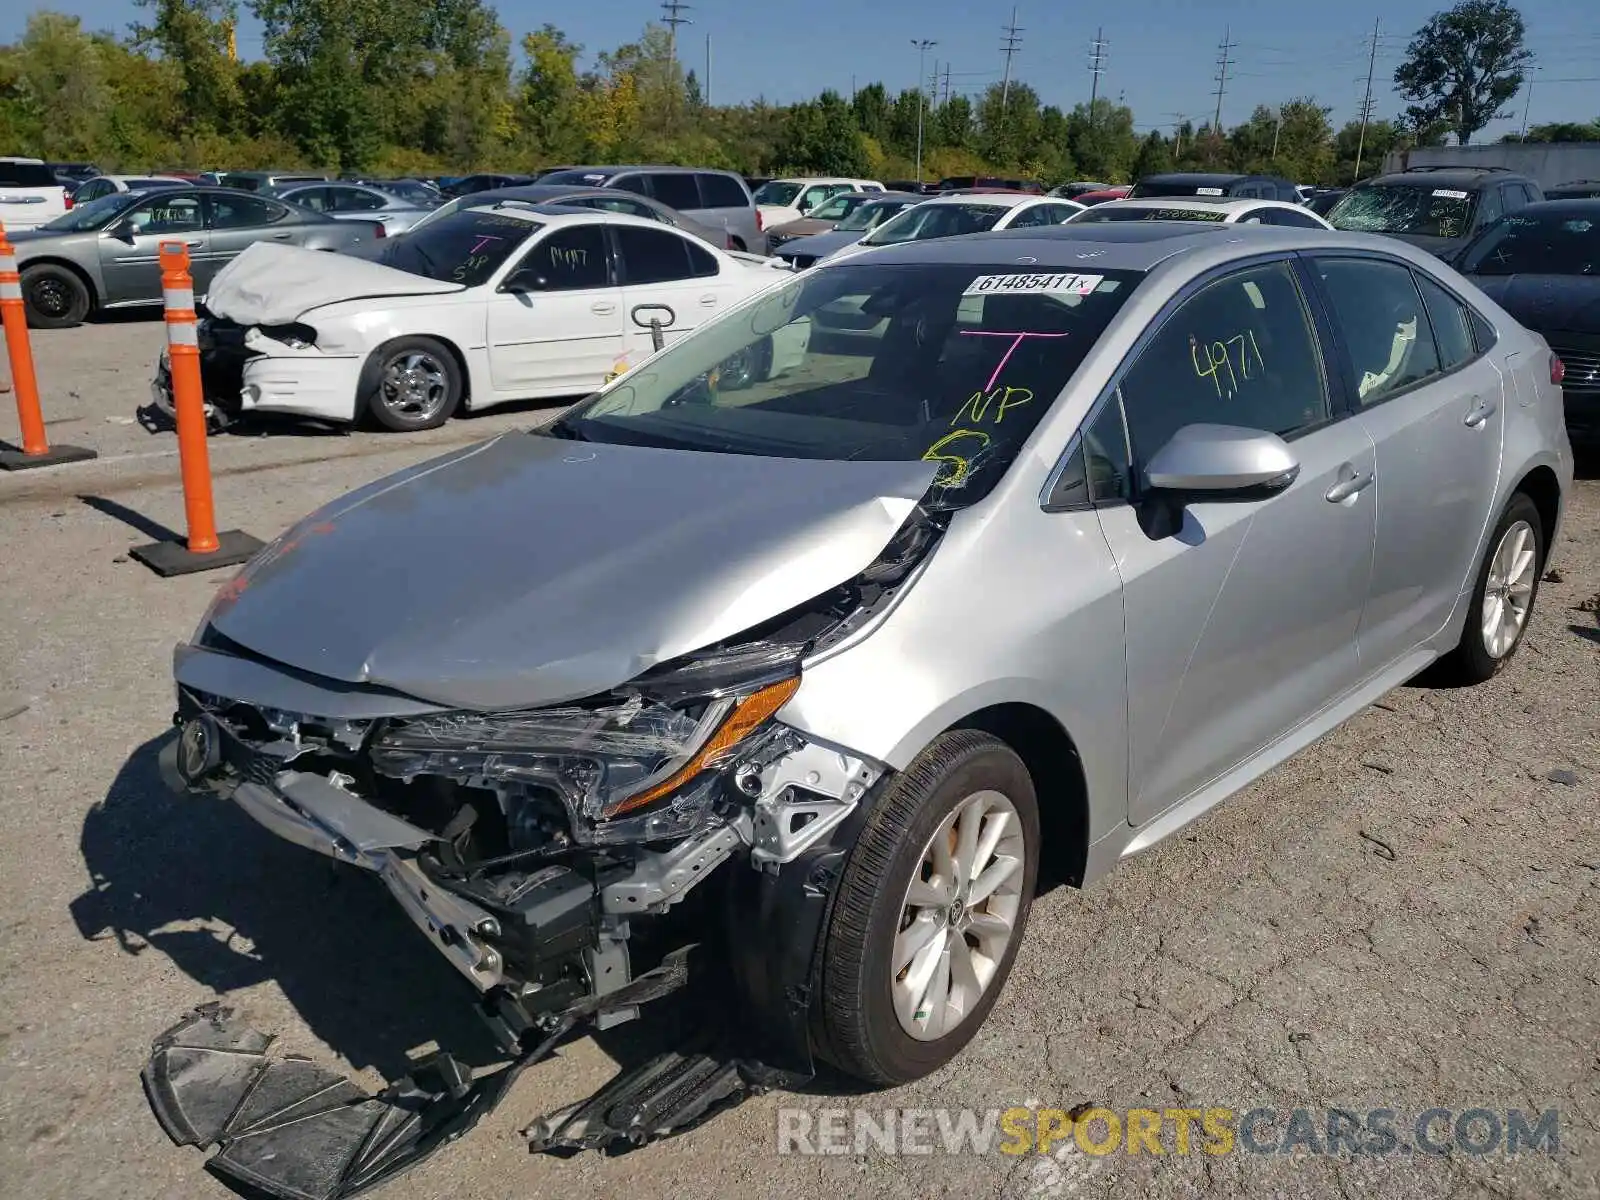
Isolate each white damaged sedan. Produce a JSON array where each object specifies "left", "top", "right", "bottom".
[{"left": 159, "top": 203, "right": 805, "bottom": 431}]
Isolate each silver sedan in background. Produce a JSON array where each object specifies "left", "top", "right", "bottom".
[
  {"left": 151, "top": 220, "right": 1571, "bottom": 1192},
  {"left": 267, "top": 181, "right": 437, "bottom": 235},
  {"left": 399, "top": 182, "right": 734, "bottom": 248},
  {"left": 10, "top": 186, "right": 379, "bottom": 327}
]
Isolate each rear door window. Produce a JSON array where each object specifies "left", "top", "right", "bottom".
[
  {"left": 1313, "top": 257, "right": 1442, "bottom": 404},
  {"left": 615, "top": 225, "right": 702, "bottom": 283},
  {"left": 208, "top": 194, "right": 292, "bottom": 229},
  {"left": 330, "top": 186, "right": 385, "bottom": 212},
  {"left": 610, "top": 174, "right": 653, "bottom": 197}
]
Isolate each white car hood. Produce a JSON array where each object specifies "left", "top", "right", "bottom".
[{"left": 203, "top": 242, "right": 463, "bottom": 326}]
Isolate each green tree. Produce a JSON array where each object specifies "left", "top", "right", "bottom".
[
  {"left": 1066, "top": 99, "right": 1137, "bottom": 180},
  {"left": 931, "top": 93, "right": 973, "bottom": 151},
  {"left": 885, "top": 87, "right": 923, "bottom": 157},
  {"left": 519, "top": 25, "right": 584, "bottom": 162},
  {"left": 1228, "top": 98, "right": 1333, "bottom": 181},
  {"left": 131, "top": 0, "right": 240, "bottom": 133},
  {"left": 684, "top": 67, "right": 703, "bottom": 110},
  {"left": 851, "top": 81, "right": 889, "bottom": 141},
  {"left": 1131, "top": 129, "right": 1173, "bottom": 180},
  {"left": 774, "top": 88, "right": 866, "bottom": 174},
  {"left": 976, "top": 81, "right": 1042, "bottom": 167},
  {"left": 0, "top": 13, "right": 120, "bottom": 158},
  {"left": 1333, "top": 117, "right": 1403, "bottom": 182},
  {"left": 1394, "top": 0, "right": 1531, "bottom": 145},
  {"left": 1513, "top": 117, "right": 1600, "bottom": 143}
]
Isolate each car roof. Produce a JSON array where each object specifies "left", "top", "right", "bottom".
[
  {"left": 458, "top": 184, "right": 663, "bottom": 206},
  {"left": 1365, "top": 167, "right": 1528, "bottom": 189},
  {"left": 1137, "top": 172, "right": 1286, "bottom": 185},
  {"left": 440, "top": 201, "right": 692, "bottom": 232},
  {"left": 542, "top": 165, "right": 742, "bottom": 176},
  {"left": 1101, "top": 196, "right": 1300, "bottom": 211},
  {"left": 918, "top": 193, "right": 1037, "bottom": 209}
]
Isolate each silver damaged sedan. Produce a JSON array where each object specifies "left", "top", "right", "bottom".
[{"left": 149, "top": 222, "right": 1572, "bottom": 1192}]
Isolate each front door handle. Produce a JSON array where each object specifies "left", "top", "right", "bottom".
[
  {"left": 185, "top": 239, "right": 204, "bottom": 248},
  {"left": 699, "top": 294, "right": 718, "bottom": 307},
  {"left": 591, "top": 301, "right": 616, "bottom": 315},
  {"left": 1464, "top": 397, "right": 1498, "bottom": 428},
  {"left": 1325, "top": 465, "right": 1374, "bottom": 503},
  {"left": 270, "top": 232, "right": 291, "bottom": 240}
]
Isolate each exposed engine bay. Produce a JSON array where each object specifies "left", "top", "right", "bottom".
[{"left": 147, "top": 506, "right": 943, "bottom": 1198}]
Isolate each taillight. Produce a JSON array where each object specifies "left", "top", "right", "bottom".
[
  {"left": 1551, "top": 354, "right": 1565, "bottom": 386},
  {"left": 64, "top": 192, "right": 73, "bottom": 209},
  {"left": 755, "top": 210, "right": 764, "bottom": 232},
  {"left": 371, "top": 222, "right": 387, "bottom": 238}
]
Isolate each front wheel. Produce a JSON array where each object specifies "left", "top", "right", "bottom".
[
  {"left": 361, "top": 337, "right": 462, "bottom": 432},
  {"left": 815, "top": 730, "right": 1039, "bottom": 1085},
  {"left": 21, "top": 264, "right": 91, "bottom": 328},
  {"left": 1437, "top": 492, "right": 1544, "bottom": 684}
]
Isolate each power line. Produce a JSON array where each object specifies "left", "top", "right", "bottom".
[
  {"left": 1087, "top": 26, "right": 1108, "bottom": 119},
  {"left": 1000, "top": 6, "right": 1024, "bottom": 111},
  {"left": 1212, "top": 25, "right": 1235, "bottom": 130},
  {"left": 1354, "top": 16, "right": 1379, "bottom": 181}
]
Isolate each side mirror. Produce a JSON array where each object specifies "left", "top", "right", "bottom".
[
  {"left": 1145, "top": 424, "right": 1299, "bottom": 495},
  {"left": 108, "top": 222, "right": 137, "bottom": 243},
  {"left": 502, "top": 271, "right": 545, "bottom": 294}
]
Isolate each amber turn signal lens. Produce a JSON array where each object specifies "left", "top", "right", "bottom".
[{"left": 605, "top": 675, "right": 801, "bottom": 817}]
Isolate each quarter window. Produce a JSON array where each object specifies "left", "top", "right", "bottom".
[
  {"left": 1414, "top": 274, "right": 1476, "bottom": 370},
  {"left": 1314, "top": 258, "right": 1441, "bottom": 404},
  {"left": 1118, "top": 260, "right": 1330, "bottom": 460},
  {"left": 1047, "top": 397, "right": 1132, "bottom": 509}
]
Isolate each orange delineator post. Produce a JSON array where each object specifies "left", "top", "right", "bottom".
[
  {"left": 162, "top": 242, "right": 220, "bottom": 553},
  {"left": 0, "top": 220, "right": 95, "bottom": 471},
  {"left": 127, "top": 241, "right": 262, "bottom": 575}
]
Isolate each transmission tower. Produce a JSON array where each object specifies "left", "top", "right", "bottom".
[
  {"left": 660, "top": 1, "right": 692, "bottom": 67},
  {"left": 1087, "top": 27, "right": 1108, "bottom": 119},
  {"left": 999, "top": 6, "right": 1024, "bottom": 110},
  {"left": 1212, "top": 26, "right": 1235, "bottom": 131}
]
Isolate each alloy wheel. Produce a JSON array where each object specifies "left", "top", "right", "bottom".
[
  {"left": 892, "top": 789, "right": 1026, "bottom": 1041},
  {"left": 30, "top": 278, "right": 72, "bottom": 318},
  {"left": 378, "top": 351, "right": 449, "bottom": 423},
  {"left": 1481, "top": 518, "right": 1536, "bottom": 659}
]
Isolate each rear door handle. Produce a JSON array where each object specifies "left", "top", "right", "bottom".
[
  {"left": 1325, "top": 466, "right": 1374, "bottom": 503},
  {"left": 1464, "top": 397, "right": 1498, "bottom": 428},
  {"left": 591, "top": 301, "right": 616, "bottom": 315},
  {"left": 699, "top": 294, "right": 718, "bottom": 307}
]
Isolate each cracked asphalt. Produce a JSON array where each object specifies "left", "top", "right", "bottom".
[{"left": 2, "top": 315, "right": 1597, "bottom": 1200}]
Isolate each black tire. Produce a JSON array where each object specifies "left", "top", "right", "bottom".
[
  {"left": 21, "top": 263, "right": 91, "bottom": 329},
  {"left": 815, "top": 730, "right": 1040, "bottom": 1085},
  {"left": 360, "top": 337, "right": 462, "bottom": 432},
  {"left": 1436, "top": 492, "right": 1544, "bottom": 685}
]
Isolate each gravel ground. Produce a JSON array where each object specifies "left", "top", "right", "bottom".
[{"left": 2, "top": 315, "right": 1597, "bottom": 1200}]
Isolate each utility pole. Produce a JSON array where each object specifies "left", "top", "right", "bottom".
[
  {"left": 660, "top": 1, "right": 692, "bottom": 71},
  {"left": 1354, "top": 16, "right": 1379, "bottom": 182},
  {"left": 1212, "top": 25, "right": 1235, "bottom": 132},
  {"left": 705, "top": 34, "right": 712, "bottom": 105},
  {"left": 942, "top": 64, "right": 952, "bottom": 105},
  {"left": 912, "top": 38, "right": 937, "bottom": 185},
  {"left": 1271, "top": 105, "right": 1283, "bottom": 161},
  {"left": 1518, "top": 65, "right": 1542, "bottom": 139},
  {"left": 1169, "top": 114, "right": 1190, "bottom": 158},
  {"left": 1000, "top": 7, "right": 1023, "bottom": 112},
  {"left": 1087, "top": 27, "right": 1108, "bottom": 123}
]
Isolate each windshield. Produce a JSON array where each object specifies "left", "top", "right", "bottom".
[
  {"left": 837, "top": 199, "right": 914, "bottom": 232},
  {"left": 1458, "top": 210, "right": 1598, "bottom": 276},
  {"left": 1329, "top": 184, "right": 1478, "bottom": 239},
  {"left": 809, "top": 194, "right": 866, "bottom": 222},
  {"left": 863, "top": 203, "right": 1007, "bottom": 247},
  {"left": 1128, "top": 179, "right": 1233, "bottom": 198},
  {"left": 753, "top": 181, "right": 804, "bottom": 206},
  {"left": 40, "top": 192, "right": 139, "bottom": 232},
  {"left": 1076, "top": 205, "right": 1227, "bottom": 223},
  {"left": 374, "top": 209, "right": 539, "bottom": 285},
  {"left": 549, "top": 262, "right": 1142, "bottom": 507}
]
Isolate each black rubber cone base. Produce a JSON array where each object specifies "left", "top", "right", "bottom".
[
  {"left": 130, "top": 529, "right": 264, "bottom": 576},
  {"left": 0, "top": 443, "right": 98, "bottom": 471}
]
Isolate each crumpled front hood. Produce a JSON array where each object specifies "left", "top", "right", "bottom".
[
  {"left": 203, "top": 241, "right": 463, "bottom": 326},
  {"left": 204, "top": 433, "right": 936, "bottom": 711},
  {"left": 1470, "top": 274, "right": 1600, "bottom": 335}
]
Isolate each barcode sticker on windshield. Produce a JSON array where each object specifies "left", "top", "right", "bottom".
[
  {"left": 1432, "top": 188, "right": 1469, "bottom": 199},
  {"left": 1196, "top": 187, "right": 1225, "bottom": 195},
  {"left": 964, "top": 272, "right": 1104, "bottom": 297}
]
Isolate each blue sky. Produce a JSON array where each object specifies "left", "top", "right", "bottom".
[{"left": 7, "top": 0, "right": 1598, "bottom": 140}]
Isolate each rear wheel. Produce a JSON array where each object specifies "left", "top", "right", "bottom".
[
  {"left": 815, "top": 730, "right": 1039, "bottom": 1084},
  {"left": 21, "top": 264, "right": 90, "bottom": 328},
  {"left": 362, "top": 337, "right": 462, "bottom": 432},
  {"left": 1437, "top": 493, "right": 1544, "bottom": 684}
]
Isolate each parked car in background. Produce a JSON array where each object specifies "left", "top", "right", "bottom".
[
  {"left": 750, "top": 177, "right": 886, "bottom": 229},
  {"left": 10, "top": 186, "right": 379, "bottom": 328},
  {"left": 152, "top": 223, "right": 1569, "bottom": 1194},
  {"left": 218, "top": 170, "right": 332, "bottom": 192},
  {"left": 362, "top": 177, "right": 444, "bottom": 206},
  {"left": 1070, "top": 196, "right": 1333, "bottom": 229},
  {"left": 401, "top": 184, "right": 732, "bottom": 249},
  {"left": 1049, "top": 181, "right": 1112, "bottom": 199},
  {"left": 1544, "top": 179, "right": 1600, "bottom": 201},
  {"left": 536, "top": 166, "right": 765, "bottom": 253},
  {"left": 1071, "top": 186, "right": 1131, "bottom": 206},
  {"left": 936, "top": 174, "right": 1046, "bottom": 193},
  {"left": 1, "top": 157, "right": 69, "bottom": 231},
  {"left": 1305, "top": 188, "right": 1347, "bottom": 217},
  {"left": 831, "top": 193, "right": 1084, "bottom": 262},
  {"left": 177, "top": 206, "right": 800, "bottom": 431},
  {"left": 441, "top": 173, "right": 537, "bottom": 197},
  {"left": 47, "top": 161, "right": 100, "bottom": 185},
  {"left": 269, "top": 181, "right": 436, "bottom": 235},
  {"left": 1327, "top": 167, "right": 1544, "bottom": 257},
  {"left": 1453, "top": 198, "right": 1600, "bottom": 444},
  {"left": 1129, "top": 172, "right": 1300, "bottom": 202},
  {"left": 764, "top": 190, "right": 893, "bottom": 250},
  {"left": 771, "top": 193, "right": 927, "bottom": 269},
  {"left": 883, "top": 179, "right": 938, "bottom": 194},
  {"left": 71, "top": 174, "right": 189, "bottom": 202}
]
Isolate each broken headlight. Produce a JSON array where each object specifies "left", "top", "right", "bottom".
[{"left": 370, "top": 666, "right": 799, "bottom": 826}]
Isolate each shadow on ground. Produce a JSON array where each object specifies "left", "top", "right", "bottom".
[{"left": 70, "top": 735, "right": 500, "bottom": 1078}]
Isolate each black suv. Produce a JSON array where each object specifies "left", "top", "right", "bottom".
[
  {"left": 1326, "top": 166, "right": 1544, "bottom": 256},
  {"left": 1128, "top": 172, "right": 1299, "bottom": 202}
]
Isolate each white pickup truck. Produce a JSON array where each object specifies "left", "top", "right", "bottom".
[{"left": 0, "top": 157, "right": 68, "bottom": 231}]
